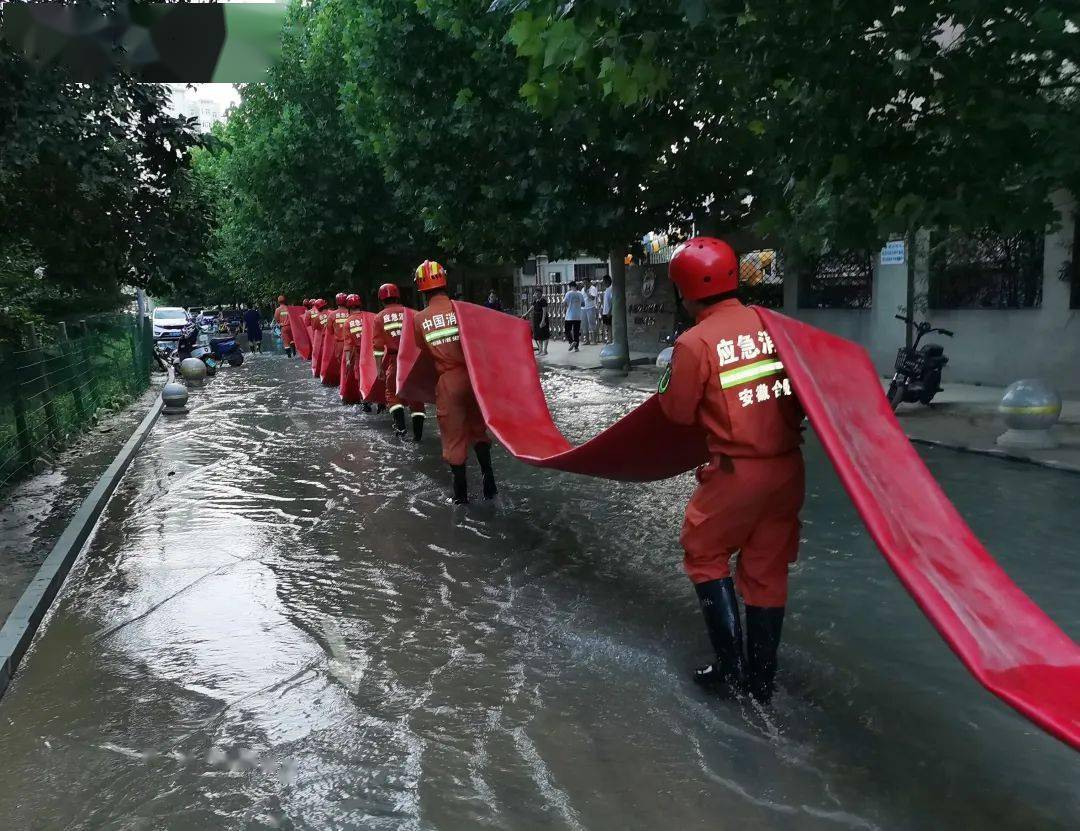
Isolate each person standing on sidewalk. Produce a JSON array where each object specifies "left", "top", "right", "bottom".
[
  {"left": 601, "top": 275, "right": 613, "bottom": 344},
  {"left": 658, "top": 236, "right": 805, "bottom": 705},
  {"left": 530, "top": 288, "right": 550, "bottom": 355},
  {"left": 412, "top": 260, "right": 497, "bottom": 504},
  {"left": 581, "top": 278, "right": 599, "bottom": 345},
  {"left": 562, "top": 281, "right": 584, "bottom": 351}
]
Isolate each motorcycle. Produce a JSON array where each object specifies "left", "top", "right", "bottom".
[
  {"left": 208, "top": 334, "right": 244, "bottom": 367},
  {"left": 887, "top": 314, "right": 954, "bottom": 411}
]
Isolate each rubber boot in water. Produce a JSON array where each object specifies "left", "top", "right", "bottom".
[
  {"left": 377, "top": 403, "right": 386, "bottom": 414},
  {"left": 693, "top": 577, "right": 746, "bottom": 696},
  {"left": 451, "top": 464, "right": 468, "bottom": 504},
  {"left": 362, "top": 402, "right": 373, "bottom": 413},
  {"left": 412, "top": 412, "right": 425, "bottom": 442},
  {"left": 475, "top": 442, "right": 497, "bottom": 499},
  {"left": 745, "top": 606, "right": 784, "bottom": 704},
  {"left": 391, "top": 407, "right": 407, "bottom": 437}
]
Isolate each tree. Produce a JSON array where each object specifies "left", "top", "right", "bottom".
[
  {"left": 503, "top": 1, "right": 1080, "bottom": 259},
  {"left": 0, "top": 23, "right": 213, "bottom": 320}
]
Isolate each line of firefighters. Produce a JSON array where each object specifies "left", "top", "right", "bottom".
[
  {"left": 272, "top": 243, "right": 804, "bottom": 707},
  {"left": 272, "top": 260, "right": 497, "bottom": 506}
]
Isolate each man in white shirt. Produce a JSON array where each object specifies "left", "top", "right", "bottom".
[
  {"left": 600, "top": 275, "right": 614, "bottom": 343},
  {"left": 562, "top": 281, "right": 585, "bottom": 351},
  {"left": 581, "top": 278, "right": 599, "bottom": 345}
]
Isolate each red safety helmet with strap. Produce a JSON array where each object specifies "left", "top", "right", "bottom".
[
  {"left": 668, "top": 236, "right": 739, "bottom": 301},
  {"left": 277, "top": 294, "right": 286, "bottom": 303},
  {"left": 414, "top": 260, "right": 447, "bottom": 293},
  {"left": 345, "top": 293, "right": 362, "bottom": 309},
  {"left": 334, "top": 292, "right": 348, "bottom": 306},
  {"left": 378, "top": 283, "right": 401, "bottom": 301},
  {"left": 314, "top": 298, "right": 327, "bottom": 309}
]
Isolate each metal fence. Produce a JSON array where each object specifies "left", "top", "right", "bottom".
[
  {"left": 0, "top": 314, "right": 153, "bottom": 494},
  {"left": 798, "top": 251, "right": 874, "bottom": 309},
  {"left": 739, "top": 250, "right": 784, "bottom": 308},
  {"left": 929, "top": 229, "right": 1044, "bottom": 309}
]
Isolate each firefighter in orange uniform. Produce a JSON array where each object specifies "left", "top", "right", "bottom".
[
  {"left": 320, "top": 292, "right": 350, "bottom": 386},
  {"left": 340, "top": 293, "right": 366, "bottom": 404},
  {"left": 274, "top": 295, "right": 294, "bottom": 357},
  {"left": 411, "top": 261, "right": 495, "bottom": 503},
  {"left": 373, "top": 282, "right": 425, "bottom": 441},
  {"left": 658, "top": 237, "right": 805, "bottom": 704},
  {"left": 310, "top": 298, "right": 328, "bottom": 377}
]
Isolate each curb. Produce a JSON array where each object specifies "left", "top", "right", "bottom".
[
  {"left": 0, "top": 382, "right": 165, "bottom": 699},
  {"left": 903, "top": 435, "right": 1080, "bottom": 475}
]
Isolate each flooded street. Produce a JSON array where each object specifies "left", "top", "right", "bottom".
[{"left": 0, "top": 353, "right": 1077, "bottom": 830}]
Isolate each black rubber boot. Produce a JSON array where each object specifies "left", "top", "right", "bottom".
[
  {"left": 474, "top": 442, "right": 497, "bottom": 499},
  {"left": 451, "top": 464, "right": 468, "bottom": 504},
  {"left": 284, "top": 346, "right": 292, "bottom": 357},
  {"left": 745, "top": 606, "right": 784, "bottom": 704},
  {"left": 693, "top": 578, "right": 746, "bottom": 696},
  {"left": 362, "top": 402, "right": 373, "bottom": 413},
  {"left": 411, "top": 413, "right": 425, "bottom": 442},
  {"left": 392, "top": 407, "right": 407, "bottom": 436},
  {"left": 377, "top": 403, "right": 386, "bottom": 414}
]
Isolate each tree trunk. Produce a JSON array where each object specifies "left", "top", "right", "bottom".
[{"left": 601, "top": 248, "right": 631, "bottom": 374}]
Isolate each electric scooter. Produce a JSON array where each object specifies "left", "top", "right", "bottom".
[{"left": 888, "top": 314, "right": 954, "bottom": 411}]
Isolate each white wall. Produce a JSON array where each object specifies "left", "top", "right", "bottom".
[{"left": 785, "top": 198, "right": 1080, "bottom": 393}]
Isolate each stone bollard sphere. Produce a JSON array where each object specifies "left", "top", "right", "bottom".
[
  {"left": 161, "top": 382, "right": 189, "bottom": 414},
  {"left": 179, "top": 357, "right": 208, "bottom": 386},
  {"left": 656, "top": 346, "right": 674, "bottom": 369},
  {"left": 998, "top": 379, "right": 1061, "bottom": 431}
]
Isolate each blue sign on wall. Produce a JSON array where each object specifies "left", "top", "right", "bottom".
[{"left": 880, "top": 240, "right": 906, "bottom": 265}]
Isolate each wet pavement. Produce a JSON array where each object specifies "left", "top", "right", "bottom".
[{"left": 0, "top": 353, "right": 1077, "bottom": 830}]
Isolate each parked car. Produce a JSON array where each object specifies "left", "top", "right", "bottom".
[{"left": 152, "top": 307, "right": 191, "bottom": 341}]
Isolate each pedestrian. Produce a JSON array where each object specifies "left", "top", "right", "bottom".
[
  {"left": 373, "top": 282, "right": 426, "bottom": 440},
  {"left": 581, "top": 278, "right": 599, "bottom": 345},
  {"left": 412, "top": 260, "right": 497, "bottom": 504},
  {"left": 485, "top": 290, "right": 503, "bottom": 312},
  {"left": 530, "top": 287, "right": 550, "bottom": 355},
  {"left": 658, "top": 236, "right": 805, "bottom": 705},
  {"left": 562, "top": 280, "right": 584, "bottom": 351},
  {"left": 601, "top": 275, "right": 613, "bottom": 343},
  {"left": 271, "top": 294, "right": 290, "bottom": 356}
]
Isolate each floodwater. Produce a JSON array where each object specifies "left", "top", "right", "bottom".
[{"left": 0, "top": 354, "right": 1077, "bottom": 830}]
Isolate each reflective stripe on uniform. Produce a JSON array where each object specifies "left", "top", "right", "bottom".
[
  {"left": 384, "top": 321, "right": 403, "bottom": 332},
  {"left": 373, "top": 350, "right": 385, "bottom": 357},
  {"left": 719, "top": 359, "right": 785, "bottom": 389},
  {"left": 425, "top": 326, "right": 459, "bottom": 342}
]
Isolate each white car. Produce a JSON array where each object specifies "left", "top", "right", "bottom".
[{"left": 152, "top": 307, "right": 191, "bottom": 340}]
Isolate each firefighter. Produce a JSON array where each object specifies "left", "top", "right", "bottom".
[
  {"left": 658, "top": 236, "right": 805, "bottom": 704},
  {"left": 340, "top": 293, "right": 366, "bottom": 405},
  {"left": 274, "top": 295, "right": 293, "bottom": 357},
  {"left": 373, "top": 282, "right": 425, "bottom": 441},
  {"left": 310, "top": 298, "right": 328, "bottom": 377},
  {"left": 320, "top": 292, "right": 350, "bottom": 386},
  {"left": 411, "top": 261, "right": 495, "bottom": 503}
]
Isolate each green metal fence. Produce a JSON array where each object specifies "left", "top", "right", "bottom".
[{"left": 0, "top": 314, "right": 154, "bottom": 494}]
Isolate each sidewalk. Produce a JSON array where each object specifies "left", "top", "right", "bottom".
[{"left": 535, "top": 345, "right": 1080, "bottom": 473}]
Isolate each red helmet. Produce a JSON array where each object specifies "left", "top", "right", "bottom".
[
  {"left": 414, "top": 260, "right": 447, "bottom": 292},
  {"left": 277, "top": 294, "right": 286, "bottom": 303},
  {"left": 334, "top": 292, "right": 348, "bottom": 306},
  {"left": 668, "top": 236, "right": 739, "bottom": 301},
  {"left": 378, "top": 283, "right": 401, "bottom": 301},
  {"left": 314, "top": 298, "right": 327, "bottom": 309},
  {"left": 345, "top": 293, "right": 362, "bottom": 308}
]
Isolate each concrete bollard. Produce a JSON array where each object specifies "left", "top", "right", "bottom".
[
  {"left": 996, "top": 378, "right": 1061, "bottom": 450},
  {"left": 180, "top": 357, "right": 208, "bottom": 388},
  {"left": 162, "top": 382, "right": 189, "bottom": 416}
]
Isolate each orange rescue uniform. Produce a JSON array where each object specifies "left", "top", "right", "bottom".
[
  {"left": 412, "top": 294, "right": 488, "bottom": 464},
  {"left": 310, "top": 308, "right": 325, "bottom": 373},
  {"left": 320, "top": 307, "right": 349, "bottom": 385},
  {"left": 274, "top": 304, "right": 292, "bottom": 347},
  {"left": 659, "top": 298, "right": 805, "bottom": 607},
  {"left": 374, "top": 303, "right": 424, "bottom": 415}
]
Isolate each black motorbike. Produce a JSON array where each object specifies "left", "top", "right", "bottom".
[
  {"left": 208, "top": 335, "right": 244, "bottom": 367},
  {"left": 887, "top": 314, "right": 953, "bottom": 411}
]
